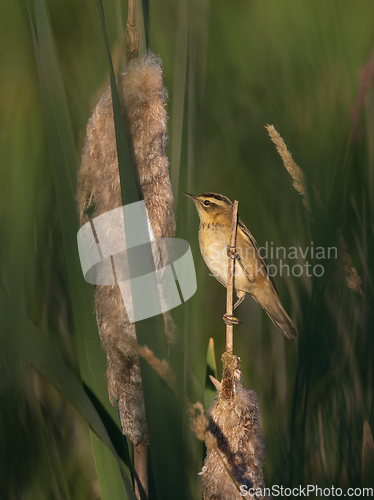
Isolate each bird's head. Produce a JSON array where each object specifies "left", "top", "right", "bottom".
[{"left": 183, "top": 192, "right": 233, "bottom": 224}]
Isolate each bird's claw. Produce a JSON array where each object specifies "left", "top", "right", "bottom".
[
  {"left": 223, "top": 313, "right": 241, "bottom": 326},
  {"left": 226, "top": 246, "right": 241, "bottom": 260},
  {"left": 226, "top": 246, "right": 255, "bottom": 283}
]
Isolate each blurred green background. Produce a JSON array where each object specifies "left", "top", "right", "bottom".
[{"left": 1, "top": 0, "right": 374, "bottom": 498}]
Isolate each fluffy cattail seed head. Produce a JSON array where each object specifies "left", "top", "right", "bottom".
[
  {"left": 76, "top": 52, "right": 175, "bottom": 445},
  {"left": 201, "top": 353, "right": 271, "bottom": 500}
]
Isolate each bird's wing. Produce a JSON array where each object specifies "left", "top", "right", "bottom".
[
  {"left": 237, "top": 218, "right": 278, "bottom": 294},
  {"left": 214, "top": 273, "right": 227, "bottom": 288}
]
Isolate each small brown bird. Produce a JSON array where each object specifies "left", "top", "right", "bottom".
[{"left": 184, "top": 192, "right": 297, "bottom": 339}]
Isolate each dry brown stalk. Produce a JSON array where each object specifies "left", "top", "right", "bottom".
[
  {"left": 266, "top": 124, "right": 310, "bottom": 212},
  {"left": 225, "top": 200, "right": 239, "bottom": 353},
  {"left": 134, "top": 443, "right": 148, "bottom": 500},
  {"left": 125, "top": 0, "right": 139, "bottom": 63}
]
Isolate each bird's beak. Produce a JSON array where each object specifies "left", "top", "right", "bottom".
[
  {"left": 183, "top": 192, "right": 203, "bottom": 217},
  {"left": 182, "top": 192, "right": 197, "bottom": 201}
]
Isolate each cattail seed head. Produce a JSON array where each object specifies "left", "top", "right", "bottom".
[
  {"left": 201, "top": 353, "right": 270, "bottom": 500},
  {"left": 76, "top": 52, "right": 175, "bottom": 445}
]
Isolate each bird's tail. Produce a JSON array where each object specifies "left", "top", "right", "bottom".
[
  {"left": 250, "top": 290, "right": 297, "bottom": 339},
  {"left": 264, "top": 295, "right": 297, "bottom": 339}
]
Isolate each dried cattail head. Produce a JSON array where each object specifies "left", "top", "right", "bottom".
[
  {"left": 77, "top": 51, "right": 175, "bottom": 238},
  {"left": 76, "top": 52, "right": 175, "bottom": 445},
  {"left": 201, "top": 353, "right": 270, "bottom": 500}
]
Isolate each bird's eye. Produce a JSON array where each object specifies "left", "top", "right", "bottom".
[{"left": 203, "top": 200, "right": 210, "bottom": 206}]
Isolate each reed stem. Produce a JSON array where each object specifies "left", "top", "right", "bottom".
[{"left": 225, "top": 200, "right": 239, "bottom": 353}]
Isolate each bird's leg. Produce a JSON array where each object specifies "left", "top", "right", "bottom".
[
  {"left": 226, "top": 246, "right": 241, "bottom": 261},
  {"left": 223, "top": 245, "right": 242, "bottom": 325},
  {"left": 226, "top": 246, "right": 255, "bottom": 283},
  {"left": 233, "top": 291, "right": 246, "bottom": 310},
  {"left": 223, "top": 249, "right": 248, "bottom": 325}
]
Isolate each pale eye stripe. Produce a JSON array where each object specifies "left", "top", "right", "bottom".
[{"left": 199, "top": 192, "right": 232, "bottom": 206}]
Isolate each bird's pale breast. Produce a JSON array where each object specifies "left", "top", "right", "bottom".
[{"left": 198, "top": 224, "right": 268, "bottom": 294}]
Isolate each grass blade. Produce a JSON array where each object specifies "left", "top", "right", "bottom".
[
  {"left": 94, "top": 1, "right": 191, "bottom": 496},
  {"left": 94, "top": 0, "right": 138, "bottom": 205},
  {"left": 27, "top": 1, "right": 135, "bottom": 498},
  {"left": 0, "top": 289, "right": 123, "bottom": 472},
  {"left": 141, "top": 0, "right": 149, "bottom": 50}
]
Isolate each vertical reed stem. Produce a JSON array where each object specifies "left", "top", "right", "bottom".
[
  {"left": 134, "top": 443, "right": 149, "bottom": 500},
  {"left": 126, "top": 0, "right": 139, "bottom": 62},
  {"left": 126, "top": 4, "right": 145, "bottom": 497},
  {"left": 225, "top": 200, "right": 238, "bottom": 354}
]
